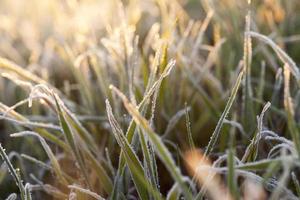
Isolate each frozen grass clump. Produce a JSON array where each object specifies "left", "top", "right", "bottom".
[{"left": 1, "top": 0, "right": 300, "bottom": 199}]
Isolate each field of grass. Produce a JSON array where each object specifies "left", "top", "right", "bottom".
[{"left": 1, "top": 0, "right": 300, "bottom": 199}]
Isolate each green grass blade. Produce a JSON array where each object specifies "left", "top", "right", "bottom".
[
  {"left": 110, "top": 85, "right": 193, "bottom": 200},
  {"left": 283, "top": 65, "right": 300, "bottom": 159},
  {"left": 0, "top": 103, "right": 69, "bottom": 151},
  {"left": 112, "top": 58, "right": 176, "bottom": 198},
  {"left": 166, "top": 183, "right": 180, "bottom": 200},
  {"left": 242, "top": 6, "right": 255, "bottom": 133},
  {"left": 242, "top": 102, "right": 271, "bottom": 162},
  {"left": 54, "top": 95, "right": 91, "bottom": 188},
  {"left": 0, "top": 144, "right": 26, "bottom": 200},
  {"left": 138, "top": 127, "right": 160, "bottom": 192},
  {"left": 25, "top": 184, "right": 32, "bottom": 200},
  {"left": 247, "top": 31, "right": 300, "bottom": 82},
  {"left": 205, "top": 70, "right": 244, "bottom": 156},
  {"left": 185, "top": 103, "right": 195, "bottom": 149},
  {"left": 10, "top": 131, "right": 68, "bottom": 185},
  {"left": 236, "top": 157, "right": 288, "bottom": 171},
  {"left": 106, "top": 99, "right": 162, "bottom": 200},
  {"left": 291, "top": 172, "right": 300, "bottom": 197}
]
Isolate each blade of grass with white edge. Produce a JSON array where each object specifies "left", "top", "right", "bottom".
[
  {"left": 166, "top": 183, "right": 180, "bottom": 200},
  {"left": 166, "top": 177, "right": 196, "bottom": 200},
  {"left": 49, "top": 93, "right": 112, "bottom": 190},
  {"left": 137, "top": 127, "right": 160, "bottom": 193},
  {"left": 283, "top": 65, "right": 300, "bottom": 159},
  {"left": 243, "top": 2, "right": 255, "bottom": 132},
  {"left": 242, "top": 102, "right": 271, "bottom": 162},
  {"left": 0, "top": 151, "right": 27, "bottom": 182},
  {"left": 246, "top": 31, "right": 300, "bottom": 84},
  {"left": 0, "top": 57, "right": 77, "bottom": 108},
  {"left": 111, "top": 59, "right": 176, "bottom": 198},
  {"left": 27, "top": 84, "right": 98, "bottom": 155},
  {"left": 53, "top": 94, "right": 91, "bottom": 189},
  {"left": 109, "top": 85, "right": 193, "bottom": 200},
  {"left": 25, "top": 183, "right": 32, "bottom": 200},
  {"left": 106, "top": 100, "right": 162, "bottom": 200},
  {"left": 5, "top": 193, "right": 17, "bottom": 200},
  {"left": 0, "top": 144, "right": 26, "bottom": 200},
  {"left": 292, "top": 172, "right": 300, "bottom": 197},
  {"left": 185, "top": 103, "right": 195, "bottom": 149},
  {"left": 10, "top": 131, "right": 68, "bottom": 185},
  {"left": 21, "top": 154, "right": 52, "bottom": 171},
  {"left": 51, "top": 99, "right": 110, "bottom": 193},
  {"left": 0, "top": 57, "right": 47, "bottom": 85},
  {"left": 0, "top": 102, "right": 68, "bottom": 151},
  {"left": 51, "top": 96, "right": 99, "bottom": 155},
  {"left": 21, "top": 154, "right": 76, "bottom": 183},
  {"left": 204, "top": 70, "right": 244, "bottom": 156},
  {"left": 235, "top": 157, "right": 297, "bottom": 171}
]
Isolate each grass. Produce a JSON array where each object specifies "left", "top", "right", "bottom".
[{"left": 0, "top": 0, "right": 300, "bottom": 199}]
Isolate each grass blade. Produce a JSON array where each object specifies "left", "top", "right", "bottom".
[
  {"left": 205, "top": 70, "right": 244, "bottom": 156},
  {"left": 185, "top": 103, "right": 195, "bottom": 149},
  {"left": 5, "top": 193, "right": 17, "bottom": 200},
  {"left": 0, "top": 144, "right": 26, "bottom": 200},
  {"left": 110, "top": 85, "right": 193, "bottom": 200},
  {"left": 247, "top": 31, "right": 300, "bottom": 82},
  {"left": 291, "top": 172, "right": 300, "bottom": 197},
  {"left": 10, "top": 131, "right": 68, "bottom": 185},
  {"left": 53, "top": 94, "right": 91, "bottom": 188},
  {"left": 106, "top": 99, "right": 162, "bottom": 200},
  {"left": 283, "top": 65, "right": 300, "bottom": 159},
  {"left": 242, "top": 102, "right": 271, "bottom": 162}
]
